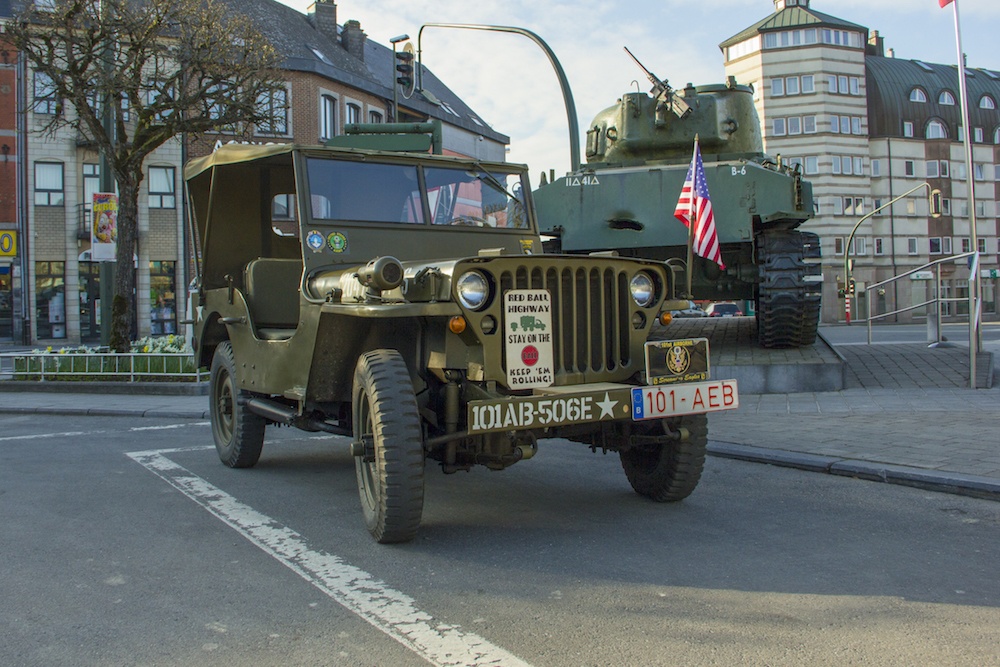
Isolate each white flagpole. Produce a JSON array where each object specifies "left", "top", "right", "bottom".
[
  {"left": 949, "top": 0, "right": 983, "bottom": 387},
  {"left": 686, "top": 136, "right": 698, "bottom": 298}
]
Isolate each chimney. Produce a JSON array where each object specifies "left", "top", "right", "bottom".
[
  {"left": 342, "top": 19, "right": 367, "bottom": 62},
  {"left": 867, "top": 30, "right": 884, "bottom": 57},
  {"left": 308, "top": 1, "right": 338, "bottom": 42}
]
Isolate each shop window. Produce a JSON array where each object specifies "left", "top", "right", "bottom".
[
  {"left": 35, "top": 261, "right": 66, "bottom": 339},
  {"left": 150, "top": 261, "right": 177, "bottom": 335}
]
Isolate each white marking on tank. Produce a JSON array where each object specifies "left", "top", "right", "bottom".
[{"left": 127, "top": 447, "right": 533, "bottom": 667}]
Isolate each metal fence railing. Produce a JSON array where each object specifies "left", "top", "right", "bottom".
[{"left": 0, "top": 352, "right": 204, "bottom": 383}]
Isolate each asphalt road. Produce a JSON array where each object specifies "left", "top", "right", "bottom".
[{"left": 3, "top": 414, "right": 1000, "bottom": 666}]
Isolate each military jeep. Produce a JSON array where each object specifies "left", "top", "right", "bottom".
[{"left": 186, "top": 140, "right": 738, "bottom": 544}]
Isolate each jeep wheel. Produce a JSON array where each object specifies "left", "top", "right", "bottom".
[
  {"left": 352, "top": 350, "right": 425, "bottom": 544},
  {"left": 619, "top": 414, "right": 707, "bottom": 502},
  {"left": 210, "top": 341, "right": 266, "bottom": 468}
]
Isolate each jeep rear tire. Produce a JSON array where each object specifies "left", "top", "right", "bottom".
[
  {"left": 352, "top": 349, "right": 425, "bottom": 544},
  {"left": 619, "top": 414, "right": 707, "bottom": 502},
  {"left": 210, "top": 341, "right": 266, "bottom": 468}
]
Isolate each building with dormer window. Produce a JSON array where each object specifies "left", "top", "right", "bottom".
[{"left": 722, "top": 0, "right": 998, "bottom": 324}]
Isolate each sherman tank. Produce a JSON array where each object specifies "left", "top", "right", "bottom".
[{"left": 534, "top": 55, "right": 822, "bottom": 348}]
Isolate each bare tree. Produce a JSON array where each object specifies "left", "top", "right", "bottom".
[{"left": 9, "top": 0, "right": 284, "bottom": 350}]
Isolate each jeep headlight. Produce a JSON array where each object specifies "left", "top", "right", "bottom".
[
  {"left": 456, "top": 271, "right": 490, "bottom": 310},
  {"left": 629, "top": 272, "right": 656, "bottom": 308}
]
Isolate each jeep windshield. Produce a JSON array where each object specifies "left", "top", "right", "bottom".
[{"left": 306, "top": 157, "right": 529, "bottom": 229}]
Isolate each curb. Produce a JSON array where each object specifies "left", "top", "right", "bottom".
[
  {"left": 0, "top": 406, "right": 208, "bottom": 419},
  {"left": 0, "top": 381, "right": 209, "bottom": 396},
  {"left": 708, "top": 441, "right": 1000, "bottom": 502}
]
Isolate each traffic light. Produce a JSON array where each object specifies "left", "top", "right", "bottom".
[
  {"left": 395, "top": 44, "right": 415, "bottom": 98},
  {"left": 849, "top": 279, "right": 856, "bottom": 295}
]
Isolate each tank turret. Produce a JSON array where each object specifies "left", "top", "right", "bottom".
[{"left": 534, "top": 52, "right": 822, "bottom": 349}]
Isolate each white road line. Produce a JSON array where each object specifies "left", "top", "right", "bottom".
[
  {"left": 127, "top": 448, "right": 532, "bottom": 667},
  {"left": 130, "top": 422, "right": 210, "bottom": 432},
  {"left": 0, "top": 430, "right": 92, "bottom": 442}
]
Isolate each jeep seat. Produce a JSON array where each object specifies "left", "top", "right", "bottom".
[{"left": 243, "top": 258, "right": 303, "bottom": 340}]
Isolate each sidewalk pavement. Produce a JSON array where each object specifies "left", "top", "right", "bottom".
[{"left": 0, "top": 372, "right": 997, "bottom": 502}]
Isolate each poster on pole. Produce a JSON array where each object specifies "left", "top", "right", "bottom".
[{"left": 91, "top": 193, "right": 118, "bottom": 261}]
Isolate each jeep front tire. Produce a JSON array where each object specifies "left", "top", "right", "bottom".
[
  {"left": 210, "top": 341, "right": 266, "bottom": 468},
  {"left": 352, "top": 349, "right": 425, "bottom": 544}
]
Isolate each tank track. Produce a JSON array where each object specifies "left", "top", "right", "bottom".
[{"left": 755, "top": 229, "right": 823, "bottom": 348}]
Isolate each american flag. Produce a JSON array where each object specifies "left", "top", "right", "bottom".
[{"left": 674, "top": 140, "right": 726, "bottom": 270}]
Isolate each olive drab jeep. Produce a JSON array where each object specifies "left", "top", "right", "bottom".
[{"left": 186, "top": 137, "right": 739, "bottom": 544}]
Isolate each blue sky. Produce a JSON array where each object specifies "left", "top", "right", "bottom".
[{"left": 276, "top": 0, "right": 998, "bottom": 179}]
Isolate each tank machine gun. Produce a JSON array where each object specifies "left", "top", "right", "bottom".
[{"left": 534, "top": 48, "right": 822, "bottom": 349}]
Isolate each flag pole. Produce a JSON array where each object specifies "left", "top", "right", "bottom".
[
  {"left": 948, "top": 0, "right": 983, "bottom": 386},
  {"left": 686, "top": 135, "right": 698, "bottom": 298}
]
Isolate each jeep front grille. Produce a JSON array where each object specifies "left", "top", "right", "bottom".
[{"left": 496, "top": 264, "right": 632, "bottom": 381}]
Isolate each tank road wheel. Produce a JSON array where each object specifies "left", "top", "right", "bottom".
[
  {"left": 756, "top": 229, "right": 822, "bottom": 349},
  {"left": 210, "top": 341, "right": 265, "bottom": 468},
  {"left": 352, "top": 350, "right": 425, "bottom": 544},
  {"left": 619, "top": 414, "right": 708, "bottom": 502}
]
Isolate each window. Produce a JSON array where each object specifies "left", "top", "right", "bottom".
[
  {"left": 854, "top": 237, "right": 867, "bottom": 256},
  {"left": 834, "top": 237, "right": 845, "bottom": 256},
  {"left": 851, "top": 117, "right": 862, "bottom": 135},
  {"left": 320, "top": 94, "right": 337, "bottom": 140},
  {"left": 787, "top": 117, "right": 801, "bottom": 135},
  {"left": 843, "top": 197, "right": 856, "bottom": 216},
  {"left": 904, "top": 160, "right": 915, "bottom": 177},
  {"left": 841, "top": 116, "right": 852, "bottom": 134},
  {"left": 927, "top": 160, "right": 940, "bottom": 178},
  {"left": 903, "top": 121, "right": 914, "bottom": 137},
  {"left": 772, "top": 118, "right": 786, "bottom": 136},
  {"left": 832, "top": 158, "right": 841, "bottom": 175},
  {"left": 34, "top": 162, "right": 64, "bottom": 206},
  {"left": 841, "top": 156, "right": 853, "bottom": 174},
  {"left": 803, "top": 115, "right": 817, "bottom": 133},
  {"left": 850, "top": 77, "right": 861, "bottom": 96},
  {"left": 804, "top": 156, "right": 819, "bottom": 175},
  {"left": 854, "top": 197, "right": 864, "bottom": 215},
  {"left": 943, "top": 237, "right": 952, "bottom": 254},
  {"left": 875, "top": 238, "right": 885, "bottom": 256},
  {"left": 148, "top": 167, "right": 175, "bottom": 209},
  {"left": 961, "top": 238, "right": 971, "bottom": 253},
  {"left": 975, "top": 164, "right": 986, "bottom": 180},
  {"left": 369, "top": 110, "right": 383, "bottom": 124},
  {"left": 930, "top": 237, "right": 943, "bottom": 255},
  {"left": 839, "top": 76, "right": 849, "bottom": 94},
  {"left": 939, "top": 90, "right": 956, "bottom": 105},
  {"left": 907, "top": 238, "right": 918, "bottom": 255},
  {"left": 827, "top": 75, "right": 838, "bottom": 93},
  {"left": 801, "top": 75, "right": 815, "bottom": 93},
  {"left": 35, "top": 261, "right": 66, "bottom": 339},
  {"left": 871, "top": 159, "right": 881, "bottom": 177},
  {"left": 256, "top": 87, "right": 288, "bottom": 135},
  {"left": 909, "top": 88, "right": 927, "bottom": 103},
  {"left": 942, "top": 198, "right": 951, "bottom": 216},
  {"left": 981, "top": 95, "right": 997, "bottom": 110},
  {"left": 785, "top": 77, "right": 799, "bottom": 95},
  {"left": 149, "top": 262, "right": 177, "bottom": 335},
  {"left": 940, "top": 161, "right": 950, "bottom": 177},
  {"left": 771, "top": 78, "right": 785, "bottom": 96},
  {"left": 906, "top": 199, "right": 917, "bottom": 215},
  {"left": 926, "top": 120, "right": 947, "bottom": 139},
  {"left": 830, "top": 115, "right": 840, "bottom": 133},
  {"left": 33, "top": 72, "right": 58, "bottom": 114},
  {"left": 974, "top": 127, "right": 984, "bottom": 143},
  {"left": 854, "top": 157, "right": 864, "bottom": 175},
  {"left": 874, "top": 198, "right": 883, "bottom": 213},
  {"left": 979, "top": 238, "right": 987, "bottom": 253},
  {"left": 346, "top": 103, "right": 361, "bottom": 125}
]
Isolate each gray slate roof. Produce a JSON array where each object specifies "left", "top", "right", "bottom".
[
  {"left": 719, "top": 6, "right": 867, "bottom": 49},
  {"left": 224, "top": 0, "right": 508, "bottom": 144},
  {"left": 866, "top": 56, "right": 1000, "bottom": 138}
]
